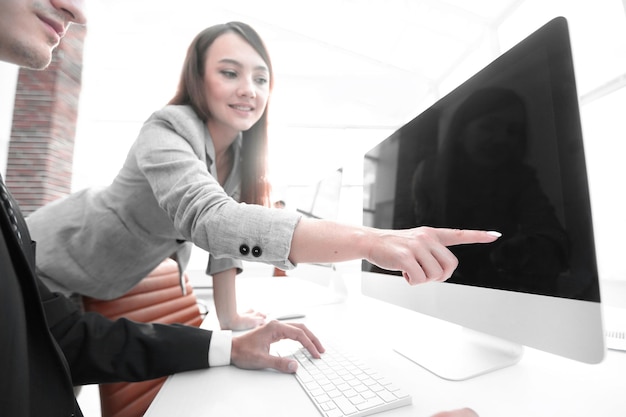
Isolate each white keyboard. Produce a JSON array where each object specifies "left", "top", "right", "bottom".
[
  {"left": 276, "top": 342, "right": 412, "bottom": 417},
  {"left": 604, "top": 305, "right": 626, "bottom": 351}
]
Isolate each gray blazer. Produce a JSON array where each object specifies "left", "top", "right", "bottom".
[{"left": 27, "top": 105, "right": 301, "bottom": 299}]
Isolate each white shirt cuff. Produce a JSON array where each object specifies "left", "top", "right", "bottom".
[{"left": 208, "top": 330, "right": 232, "bottom": 367}]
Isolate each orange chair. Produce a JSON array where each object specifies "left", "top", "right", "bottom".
[{"left": 83, "top": 258, "right": 204, "bottom": 417}]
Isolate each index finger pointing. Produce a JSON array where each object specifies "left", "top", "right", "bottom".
[{"left": 435, "top": 228, "right": 501, "bottom": 247}]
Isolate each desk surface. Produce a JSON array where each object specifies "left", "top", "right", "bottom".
[{"left": 145, "top": 274, "right": 626, "bottom": 417}]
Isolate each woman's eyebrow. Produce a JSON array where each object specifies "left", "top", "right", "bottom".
[
  {"left": 218, "top": 58, "right": 241, "bottom": 66},
  {"left": 218, "top": 58, "right": 268, "bottom": 72}
]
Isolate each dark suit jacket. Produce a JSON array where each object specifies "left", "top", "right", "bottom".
[{"left": 0, "top": 180, "right": 212, "bottom": 416}]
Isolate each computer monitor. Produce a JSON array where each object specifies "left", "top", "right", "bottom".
[{"left": 361, "top": 17, "right": 605, "bottom": 381}]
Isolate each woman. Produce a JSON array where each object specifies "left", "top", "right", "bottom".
[{"left": 26, "top": 22, "right": 500, "bottom": 331}]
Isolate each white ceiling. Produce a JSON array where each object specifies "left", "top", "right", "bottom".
[
  {"left": 84, "top": 0, "right": 521, "bottom": 127},
  {"left": 73, "top": 0, "right": 626, "bottom": 190}
]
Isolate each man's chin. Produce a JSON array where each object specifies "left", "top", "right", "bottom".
[
  {"left": 16, "top": 43, "right": 54, "bottom": 70},
  {"left": 24, "top": 53, "right": 53, "bottom": 70}
]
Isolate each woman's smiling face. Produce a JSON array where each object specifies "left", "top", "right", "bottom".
[{"left": 203, "top": 32, "right": 270, "bottom": 139}]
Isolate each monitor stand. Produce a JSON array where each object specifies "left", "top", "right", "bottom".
[{"left": 393, "top": 326, "right": 524, "bottom": 381}]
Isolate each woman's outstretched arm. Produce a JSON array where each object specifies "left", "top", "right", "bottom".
[{"left": 289, "top": 218, "right": 500, "bottom": 285}]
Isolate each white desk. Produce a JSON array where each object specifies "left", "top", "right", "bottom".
[{"left": 145, "top": 274, "right": 626, "bottom": 417}]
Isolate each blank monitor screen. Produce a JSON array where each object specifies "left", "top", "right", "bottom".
[{"left": 361, "top": 17, "right": 604, "bottom": 379}]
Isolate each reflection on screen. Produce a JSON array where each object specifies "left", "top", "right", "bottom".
[
  {"left": 363, "top": 28, "right": 600, "bottom": 302},
  {"left": 405, "top": 88, "right": 570, "bottom": 295}
]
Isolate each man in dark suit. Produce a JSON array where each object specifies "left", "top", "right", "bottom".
[{"left": 0, "top": 1, "right": 324, "bottom": 415}]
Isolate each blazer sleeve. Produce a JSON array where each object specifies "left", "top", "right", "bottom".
[
  {"left": 38, "top": 279, "right": 212, "bottom": 385},
  {"left": 136, "top": 106, "right": 302, "bottom": 270}
]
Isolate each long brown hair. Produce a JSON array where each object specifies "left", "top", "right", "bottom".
[{"left": 169, "top": 21, "right": 272, "bottom": 206}]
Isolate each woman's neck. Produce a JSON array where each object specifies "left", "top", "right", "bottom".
[
  {"left": 207, "top": 122, "right": 239, "bottom": 185},
  {"left": 207, "top": 121, "right": 238, "bottom": 153}
]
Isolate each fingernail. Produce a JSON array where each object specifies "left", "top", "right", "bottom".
[
  {"left": 487, "top": 231, "right": 502, "bottom": 238},
  {"left": 288, "top": 361, "right": 298, "bottom": 372}
]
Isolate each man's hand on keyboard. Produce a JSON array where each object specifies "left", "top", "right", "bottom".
[
  {"left": 430, "top": 408, "right": 479, "bottom": 417},
  {"left": 231, "top": 320, "right": 325, "bottom": 373}
]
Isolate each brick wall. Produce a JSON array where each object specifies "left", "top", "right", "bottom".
[{"left": 5, "top": 24, "right": 86, "bottom": 215}]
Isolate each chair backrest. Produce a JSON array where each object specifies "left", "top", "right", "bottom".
[{"left": 83, "top": 258, "right": 203, "bottom": 417}]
